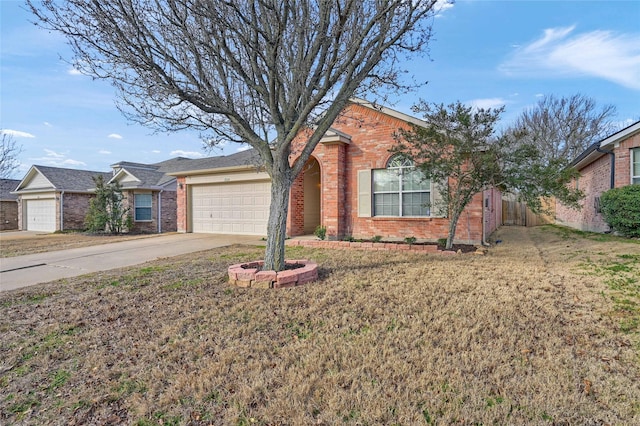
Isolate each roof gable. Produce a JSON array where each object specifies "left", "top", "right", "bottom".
[{"left": 14, "top": 165, "right": 111, "bottom": 193}]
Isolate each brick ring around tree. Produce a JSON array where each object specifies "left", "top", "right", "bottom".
[{"left": 228, "top": 260, "right": 319, "bottom": 289}]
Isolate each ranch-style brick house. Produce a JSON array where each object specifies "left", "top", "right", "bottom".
[
  {"left": 556, "top": 120, "right": 640, "bottom": 233},
  {"left": 13, "top": 166, "right": 113, "bottom": 232},
  {"left": 12, "top": 159, "right": 181, "bottom": 233},
  {"left": 171, "top": 99, "right": 502, "bottom": 245}
]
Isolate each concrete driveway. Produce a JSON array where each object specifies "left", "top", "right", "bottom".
[{"left": 0, "top": 233, "right": 262, "bottom": 292}]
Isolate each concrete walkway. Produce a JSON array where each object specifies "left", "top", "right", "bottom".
[{"left": 0, "top": 233, "right": 262, "bottom": 292}]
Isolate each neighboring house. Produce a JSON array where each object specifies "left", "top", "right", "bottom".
[
  {"left": 12, "top": 160, "right": 181, "bottom": 233},
  {"left": 108, "top": 160, "right": 179, "bottom": 233},
  {"left": 13, "top": 165, "right": 112, "bottom": 232},
  {"left": 556, "top": 120, "right": 640, "bottom": 233},
  {"left": 171, "top": 99, "right": 502, "bottom": 245},
  {"left": 0, "top": 178, "right": 20, "bottom": 231}
]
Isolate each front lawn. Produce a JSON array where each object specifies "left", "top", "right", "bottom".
[{"left": 1, "top": 226, "right": 638, "bottom": 425}]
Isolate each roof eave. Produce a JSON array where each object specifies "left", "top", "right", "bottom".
[{"left": 167, "top": 164, "right": 259, "bottom": 177}]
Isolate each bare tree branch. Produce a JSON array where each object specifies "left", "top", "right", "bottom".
[{"left": 0, "top": 132, "right": 22, "bottom": 179}]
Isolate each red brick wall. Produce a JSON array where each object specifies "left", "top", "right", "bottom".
[
  {"left": 177, "top": 177, "right": 188, "bottom": 232},
  {"left": 62, "top": 193, "right": 93, "bottom": 231},
  {"left": 0, "top": 200, "right": 18, "bottom": 231},
  {"left": 123, "top": 190, "right": 176, "bottom": 234},
  {"left": 614, "top": 133, "right": 639, "bottom": 187},
  {"left": 556, "top": 154, "right": 610, "bottom": 232},
  {"left": 556, "top": 131, "right": 640, "bottom": 233},
  {"left": 289, "top": 103, "right": 487, "bottom": 244},
  {"left": 160, "top": 190, "right": 177, "bottom": 232}
]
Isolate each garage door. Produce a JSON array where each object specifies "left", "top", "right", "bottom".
[
  {"left": 25, "top": 199, "right": 56, "bottom": 232},
  {"left": 191, "top": 181, "right": 271, "bottom": 235}
]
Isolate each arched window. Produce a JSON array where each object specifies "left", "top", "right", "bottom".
[{"left": 372, "top": 154, "right": 431, "bottom": 216}]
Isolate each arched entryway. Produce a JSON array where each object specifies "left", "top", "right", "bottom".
[{"left": 303, "top": 157, "right": 321, "bottom": 234}]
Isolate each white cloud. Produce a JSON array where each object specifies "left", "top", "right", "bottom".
[
  {"left": 152, "top": 150, "right": 162, "bottom": 154},
  {"left": 30, "top": 149, "right": 86, "bottom": 168},
  {"left": 465, "top": 98, "right": 509, "bottom": 110},
  {"left": 68, "top": 68, "right": 83, "bottom": 76},
  {"left": 43, "top": 122, "right": 52, "bottom": 127},
  {"left": 98, "top": 150, "right": 112, "bottom": 155},
  {"left": 108, "top": 133, "right": 123, "bottom": 139},
  {"left": 43, "top": 149, "right": 65, "bottom": 159},
  {"left": 170, "top": 150, "right": 205, "bottom": 158},
  {"left": 434, "top": 0, "right": 454, "bottom": 17},
  {"left": 61, "top": 159, "right": 86, "bottom": 166},
  {"left": 236, "top": 145, "right": 251, "bottom": 152},
  {"left": 500, "top": 25, "right": 640, "bottom": 90},
  {"left": 1, "top": 129, "right": 35, "bottom": 138}
]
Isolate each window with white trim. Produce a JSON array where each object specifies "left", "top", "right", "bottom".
[
  {"left": 632, "top": 147, "right": 640, "bottom": 185},
  {"left": 372, "top": 155, "right": 430, "bottom": 216},
  {"left": 134, "top": 193, "right": 152, "bottom": 221}
]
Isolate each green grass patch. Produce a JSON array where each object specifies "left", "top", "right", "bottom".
[
  {"left": 542, "top": 224, "right": 640, "bottom": 244},
  {"left": 48, "top": 369, "right": 71, "bottom": 393},
  {"left": 163, "top": 278, "right": 204, "bottom": 290}
]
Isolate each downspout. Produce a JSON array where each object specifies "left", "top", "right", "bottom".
[
  {"left": 481, "top": 189, "right": 490, "bottom": 247},
  {"left": 158, "top": 189, "right": 163, "bottom": 233},
  {"left": 596, "top": 147, "right": 615, "bottom": 189},
  {"left": 60, "top": 191, "right": 64, "bottom": 232}
]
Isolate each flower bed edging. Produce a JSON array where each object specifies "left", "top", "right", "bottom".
[
  {"left": 285, "top": 239, "right": 461, "bottom": 255},
  {"left": 228, "top": 259, "right": 319, "bottom": 289}
]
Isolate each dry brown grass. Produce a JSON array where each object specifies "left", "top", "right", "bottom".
[
  {"left": 0, "top": 232, "right": 160, "bottom": 258},
  {"left": 1, "top": 226, "right": 638, "bottom": 425}
]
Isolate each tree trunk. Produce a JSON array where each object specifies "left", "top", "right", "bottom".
[
  {"left": 263, "top": 175, "right": 291, "bottom": 271},
  {"left": 446, "top": 209, "right": 461, "bottom": 250}
]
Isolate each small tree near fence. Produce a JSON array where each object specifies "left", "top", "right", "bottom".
[
  {"left": 395, "top": 101, "right": 505, "bottom": 250},
  {"left": 85, "top": 175, "right": 131, "bottom": 234},
  {"left": 396, "top": 101, "right": 584, "bottom": 250}
]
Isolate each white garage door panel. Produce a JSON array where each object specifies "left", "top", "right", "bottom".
[
  {"left": 192, "top": 181, "right": 271, "bottom": 235},
  {"left": 26, "top": 199, "right": 56, "bottom": 232}
]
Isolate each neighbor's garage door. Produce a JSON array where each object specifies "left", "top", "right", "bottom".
[
  {"left": 25, "top": 199, "right": 56, "bottom": 232},
  {"left": 191, "top": 181, "right": 271, "bottom": 235}
]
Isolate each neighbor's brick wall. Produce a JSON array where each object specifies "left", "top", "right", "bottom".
[
  {"left": 123, "top": 190, "right": 177, "bottom": 234},
  {"left": 62, "top": 193, "right": 93, "bottom": 231},
  {"left": 160, "top": 190, "right": 177, "bottom": 232},
  {"left": 556, "top": 131, "right": 639, "bottom": 233},
  {"left": 0, "top": 200, "right": 18, "bottom": 231},
  {"left": 614, "top": 133, "right": 639, "bottom": 187},
  {"left": 556, "top": 152, "right": 612, "bottom": 233},
  {"left": 289, "top": 103, "right": 487, "bottom": 244}
]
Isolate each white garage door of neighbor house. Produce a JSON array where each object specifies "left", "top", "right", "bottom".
[
  {"left": 191, "top": 181, "right": 271, "bottom": 235},
  {"left": 26, "top": 199, "right": 56, "bottom": 232}
]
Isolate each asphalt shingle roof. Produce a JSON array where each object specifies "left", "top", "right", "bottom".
[
  {"left": 0, "top": 179, "right": 20, "bottom": 200},
  {"left": 31, "top": 166, "right": 112, "bottom": 192}
]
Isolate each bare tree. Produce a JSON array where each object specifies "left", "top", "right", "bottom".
[
  {"left": 29, "top": 0, "right": 441, "bottom": 270},
  {"left": 511, "top": 94, "right": 617, "bottom": 165},
  {"left": 0, "top": 132, "right": 22, "bottom": 178}
]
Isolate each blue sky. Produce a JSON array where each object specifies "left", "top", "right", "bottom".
[{"left": 1, "top": 0, "right": 639, "bottom": 178}]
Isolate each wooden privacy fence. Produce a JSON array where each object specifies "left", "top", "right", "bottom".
[{"left": 502, "top": 198, "right": 555, "bottom": 227}]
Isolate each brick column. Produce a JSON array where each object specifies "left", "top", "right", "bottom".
[
  {"left": 287, "top": 173, "right": 305, "bottom": 237},
  {"left": 176, "top": 177, "right": 188, "bottom": 232},
  {"left": 322, "top": 142, "right": 347, "bottom": 239}
]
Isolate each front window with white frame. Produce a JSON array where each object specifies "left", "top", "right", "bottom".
[
  {"left": 134, "top": 193, "right": 152, "bottom": 221},
  {"left": 632, "top": 147, "right": 640, "bottom": 185},
  {"left": 372, "top": 155, "right": 430, "bottom": 216}
]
